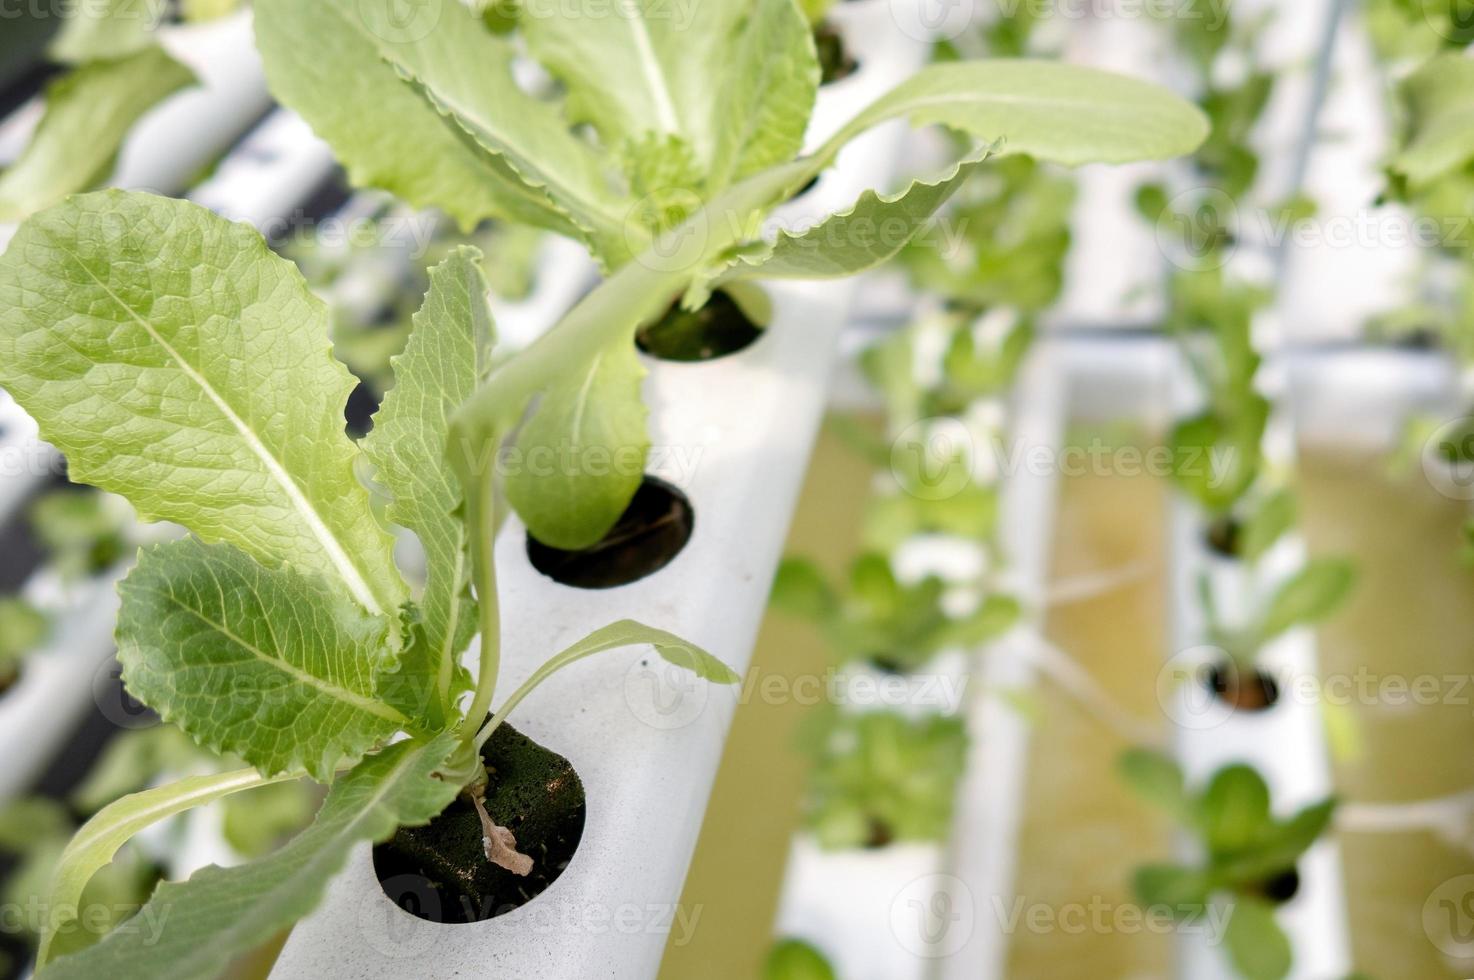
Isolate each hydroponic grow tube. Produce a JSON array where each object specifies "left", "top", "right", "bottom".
[
  {"left": 271, "top": 5, "right": 933, "bottom": 977},
  {"left": 934, "top": 344, "right": 1067, "bottom": 980}
]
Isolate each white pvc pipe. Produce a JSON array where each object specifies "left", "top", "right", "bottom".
[
  {"left": 934, "top": 343, "right": 1067, "bottom": 980},
  {"left": 272, "top": 7, "right": 932, "bottom": 977}
]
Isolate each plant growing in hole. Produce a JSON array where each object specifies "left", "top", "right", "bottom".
[
  {"left": 0, "top": 202, "right": 747, "bottom": 976},
  {"left": 772, "top": 553, "right": 1018, "bottom": 674},
  {"left": 1119, "top": 750, "right": 1337, "bottom": 980},
  {"left": 1195, "top": 555, "right": 1356, "bottom": 711},
  {"left": 802, "top": 710, "right": 967, "bottom": 850},
  {"left": 764, "top": 937, "right": 837, "bottom": 980}
]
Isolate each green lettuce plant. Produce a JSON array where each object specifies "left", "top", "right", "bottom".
[
  {"left": 1120, "top": 750, "right": 1337, "bottom": 980},
  {"left": 772, "top": 553, "right": 1018, "bottom": 673},
  {"left": 0, "top": 206, "right": 740, "bottom": 977},
  {"left": 804, "top": 710, "right": 967, "bottom": 849},
  {"left": 0, "top": 3, "right": 1207, "bottom": 971},
  {"left": 253, "top": 0, "right": 1207, "bottom": 553}
]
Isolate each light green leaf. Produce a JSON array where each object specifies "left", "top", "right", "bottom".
[
  {"left": 764, "top": 938, "right": 837, "bottom": 980},
  {"left": 0, "top": 798, "right": 72, "bottom": 853},
  {"left": 253, "top": 0, "right": 580, "bottom": 235},
  {"left": 36, "top": 766, "right": 298, "bottom": 968},
  {"left": 707, "top": 0, "right": 820, "bottom": 189},
  {"left": 1218, "top": 798, "right": 1336, "bottom": 886},
  {"left": 503, "top": 340, "right": 649, "bottom": 550},
  {"left": 364, "top": 247, "right": 494, "bottom": 723},
  {"left": 518, "top": 0, "right": 753, "bottom": 173},
  {"left": 823, "top": 60, "right": 1210, "bottom": 167},
  {"left": 70, "top": 727, "right": 205, "bottom": 815},
  {"left": 1200, "top": 764, "right": 1272, "bottom": 857},
  {"left": 334, "top": 0, "right": 629, "bottom": 256},
  {"left": 724, "top": 150, "right": 991, "bottom": 281},
  {"left": 0, "top": 596, "right": 48, "bottom": 668},
  {"left": 1240, "top": 488, "right": 1297, "bottom": 562},
  {"left": 117, "top": 539, "right": 408, "bottom": 781},
  {"left": 770, "top": 558, "right": 838, "bottom": 622},
  {"left": 1391, "top": 52, "right": 1474, "bottom": 189},
  {"left": 1222, "top": 898, "right": 1293, "bottom": 980},
  {"left": 1119, "top": 748, "right": 1193, "bottom": 823},
  {"left": 1259, "top": 558, "right": 1356, "bottom": 641},
  {"left": 0, "top": 49, "right": 194, "bottom": 220},
  {"left": 1131, "top": 863, "right": 1212, "bottom": 919},
  {"left": 0, "top": 192, "right": 406, "bottom": 617},
  {"left": 450, "top": 156, "right": 818, "bottom": 548},
  {"left": 48, "top": 0, "right": 166, "bottom": 63},
  {"left": 480, "top": 620, "right": 739, "bottom": 744},
  {"left": 39, "top": 736, "right": 459, "bottom": 980}
]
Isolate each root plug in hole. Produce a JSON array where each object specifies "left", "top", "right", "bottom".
[
  {"left": 1206, "top": 662, "right": 1281, "bottom": 712},
  {"left": 373, "top": 725, "right": 586, "bottom": 924},
  {"left": 814, "top": 22, "right": 858, "bottom": 84},
  {"left": 1255, "top": 868, "right": 1302, "bottom": 904},
  {"left": 1205, "top": 516, "right": 1243, "bottom": 559},
  {"left": 527, "top": 476, "right": 694, "bottom": 589},
  {"left": 636, "top": 290, "right": 762, "bottom": 363}
]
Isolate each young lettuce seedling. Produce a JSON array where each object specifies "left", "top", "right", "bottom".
[
  {"left": 803, "top": 711, "right": 968, "bottom": 850},
  {"left": 1120, "top": 749, "right": 1337, "bottom": 980},
  {"left": 772, "top": 553, "right": 1018, "bottom": 674},
  {"left": 1199, "top": 556, "right": 1356, "bottom": 684}
]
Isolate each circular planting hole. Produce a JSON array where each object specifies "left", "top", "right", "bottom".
[
  {"left": 869, "top": 655, "right": 907, "bottom": 675},
  {"left": 864, "top": 819, "right": 895, "bottom": 850},
  {"left": 374, "top": 724, "right": 586, "bottom": 924},
  {"left": 636, "top": 290, "right": 762, "bottom": 363},
  {"left": 527, "top": 475, "right": 694, "bottom": 590},
  {"left": 1205, "top": 661, "right": 1281, "bottom": 713},
  {"left": 1205, "top": 515, "right": 1243, "bottom": 559},
  {"left": 814, "top": 22, "right": 859, "bottom": 85},
  {"left": 1251, "top": 867, "right": 1302, "bottom": 905}
]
